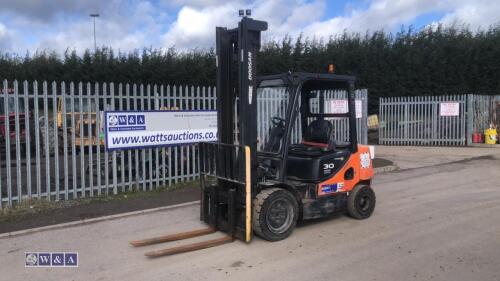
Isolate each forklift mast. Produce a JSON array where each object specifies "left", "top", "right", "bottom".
[
  {"left": 197, "top": 17, "right": 267, "bottom": 241},
  {"left": 216, "top": 16, "right": 267, "bottom": 171}
]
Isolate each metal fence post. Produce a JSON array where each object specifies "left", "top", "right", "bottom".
[
  {"left": 70, "top": 82, "right": 77, "bottom": 198},
  {"left": 167, "top": 85, "right": 172, "bottom": 187},
  {"left": 160, "top": 84, "right": 167, "bottom": 187},
  {"left": 133, "top": 84, "right": 139, "bottom": 191},
  {"left": 153, "top": 84, "right": 160, "bottom": 188},
  {"left": 52, "top": 82, "right": 60, "bottom": 201},
  {"left": 3, "top": 80, "right": 12, "bottom": 206},
  {"left": 126, "top": 83, "right": 133, "bottom": 192},
  {"left": 466, "top": 94, "right": 473, "bottom": 146},
  {"left": 42, "top": 81, "right": 50, "bottom": 201},
  {"left": 23, "top": 81, "right": 32, "bottom": 200},
  {"left": 78, "top": 82, "right": 85, "bottom": 198},
  {"left": 146, "top": 84, "right": 153, "bottom": 191},
  {"left": 94, "top": 82, "right": 101, "bottom": 196},
  {"left": 173, "top": 85, "right": 178, "bottom": 184},
  {"left": 103, "top": 83, "right": 110, "bottom": 195},
  {"left": 34, "top": 81, "right": 42, "bottom": 200},
  {"left": 61, "top": 82, "right": 69, "bottom": 200},
  {"left": 87, "top": 82, "right": 94, "bottom": 197},
  {"left": 362, "top": 89, "right": 368, "bottom": 145},
  {"left": 111, "top": 82, "right": 118, "bottom": 195},
  {"left": 13, "top": 81, "right": 22, "bottom": 203},
  {"left": 140, "top": 84, "right": 146, "bottom": 191},
  {"left": 118, "top": 83, "right": 125, "bottom": 193}
]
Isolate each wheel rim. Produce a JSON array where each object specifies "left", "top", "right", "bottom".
[
  {"left": 357, "top": 192, "right": 372, "bottom": 213},
  {"left": 266, "top": 199, "right": 293, "bottom": 234}
]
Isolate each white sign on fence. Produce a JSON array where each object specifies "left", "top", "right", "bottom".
[
  {"left": 104, "top": 111, "right": 218, "bottom": 151},
  {"left": 440, "top": 102, "right": 460, "bottom": 116},
  {"left": 355, "top": 100, "right": 362, "bottom": 119},
  {"left": 330, "top": 100, "right": 348, "bottom": 114},
  {"left": 328, "top": 100, "right": 363, "bottom": 118}
]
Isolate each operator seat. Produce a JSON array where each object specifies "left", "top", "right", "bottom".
[{"left": 289, "top": 119, "right": 336, "bottom": 156}]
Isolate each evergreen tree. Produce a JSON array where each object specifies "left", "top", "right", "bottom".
[{"left": 1, "top": 24, "right": 499, "bottom": 113}]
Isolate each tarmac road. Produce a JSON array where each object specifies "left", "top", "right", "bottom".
[{"left": 1, "top": 150, "right": 500, "bottom": 281}]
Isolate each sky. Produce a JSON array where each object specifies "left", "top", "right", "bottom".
[{"left": 0, "top": 0, "right": 499, "bottom": 55}]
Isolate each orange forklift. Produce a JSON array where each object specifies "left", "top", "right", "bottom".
[{"left": 130, "top": 13, "right": 375, "bottom": 257}]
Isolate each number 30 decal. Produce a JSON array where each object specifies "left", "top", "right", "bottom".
[{"left": 323, "top": 163, "right": 335, "bottom": 170}]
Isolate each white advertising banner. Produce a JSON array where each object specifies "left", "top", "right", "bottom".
[
  {"left": 104, "top": 110, "right": 218, "bottom": 151},
  {"left": 328, "top": 100, "right": 363, "bottom": 118},
  {"left": 439, "top": 102, "right": 460, "bottom": 116}
]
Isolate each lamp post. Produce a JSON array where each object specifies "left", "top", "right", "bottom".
[{"left": 89, "top": 13, "right": 99, "bottom": 51}]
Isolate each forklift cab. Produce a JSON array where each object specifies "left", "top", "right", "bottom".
[{"left": 256, "top": 72, "right": 358, "bottom": 184}]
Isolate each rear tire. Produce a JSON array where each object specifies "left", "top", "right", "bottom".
[
  {"left": 347, "top": 185, "right": 376, "bottom": 219},
  {"left": 252, "top": 188, "right": 298, "bottom": 241}
]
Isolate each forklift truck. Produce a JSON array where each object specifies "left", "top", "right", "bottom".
[{"left": 130, "top": 15, "right": 375, "bottom": 257}]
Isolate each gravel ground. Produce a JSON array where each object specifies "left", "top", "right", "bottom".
[{"left": 0, "top": 148, "right": 499, "bottom": 281}]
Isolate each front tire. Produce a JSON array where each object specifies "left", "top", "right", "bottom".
[
  {"left": 347, "top": 185, "right": 376, "bottom": 219},
  {"left": 252, "top": 188, "right": 298, "bottom": 241}
]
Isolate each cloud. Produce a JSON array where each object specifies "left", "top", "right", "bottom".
[
  {"left": 253, "top": 0, "right": 326, "bottom": 40},
  {"left": 0, "top": 22, "right": 6, "bottom": 38},
  {"left": 0, "top": 0, "right": 105, "bottom": 22},
  {"left": 0, "top": 0, "right": 170, "bottom": 54},
  {"left": 437, "top": 0, "right": 500, "bottom": 30},
  {"left": 35, "top": 18, "right": 146, "bottom": 53},
  {"left": 302, "top": 0, "right": 500, "bottom": 39},
  {"left": 301, "top": 0, "right": 441, "bottom": 38},
  {"left": 161, "top": 2, "right": 242, "bottom": 49},
  {"left": 161, "top": 0, "right": 327, "bottom": 49},
  {"left": 1, "top": 0, "right": 500, "bottom": 54},
  {"left": 164, "top": 0, "right": 442, "bottom": 50},
  {"left": 166, "top": 0, "right": 241, "bottom": 8},
  {"left": 0, "top": 22, "right": 16, "bottom": 50}
]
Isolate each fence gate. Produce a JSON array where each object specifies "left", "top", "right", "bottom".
[
  {"left": 379, "top": 95, "right": 467, "bottom": 146},
  {"left": 466, "top": 94, "right": 500, "bottom": 145}
]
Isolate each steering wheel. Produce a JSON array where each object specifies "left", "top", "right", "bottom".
[{"left": 271, "top": 116, "right": 286, "bottom": 127}]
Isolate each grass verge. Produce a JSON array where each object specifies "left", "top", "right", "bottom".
[{"left": 0, "top": 180, "right": 200, "bottom": 223}]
